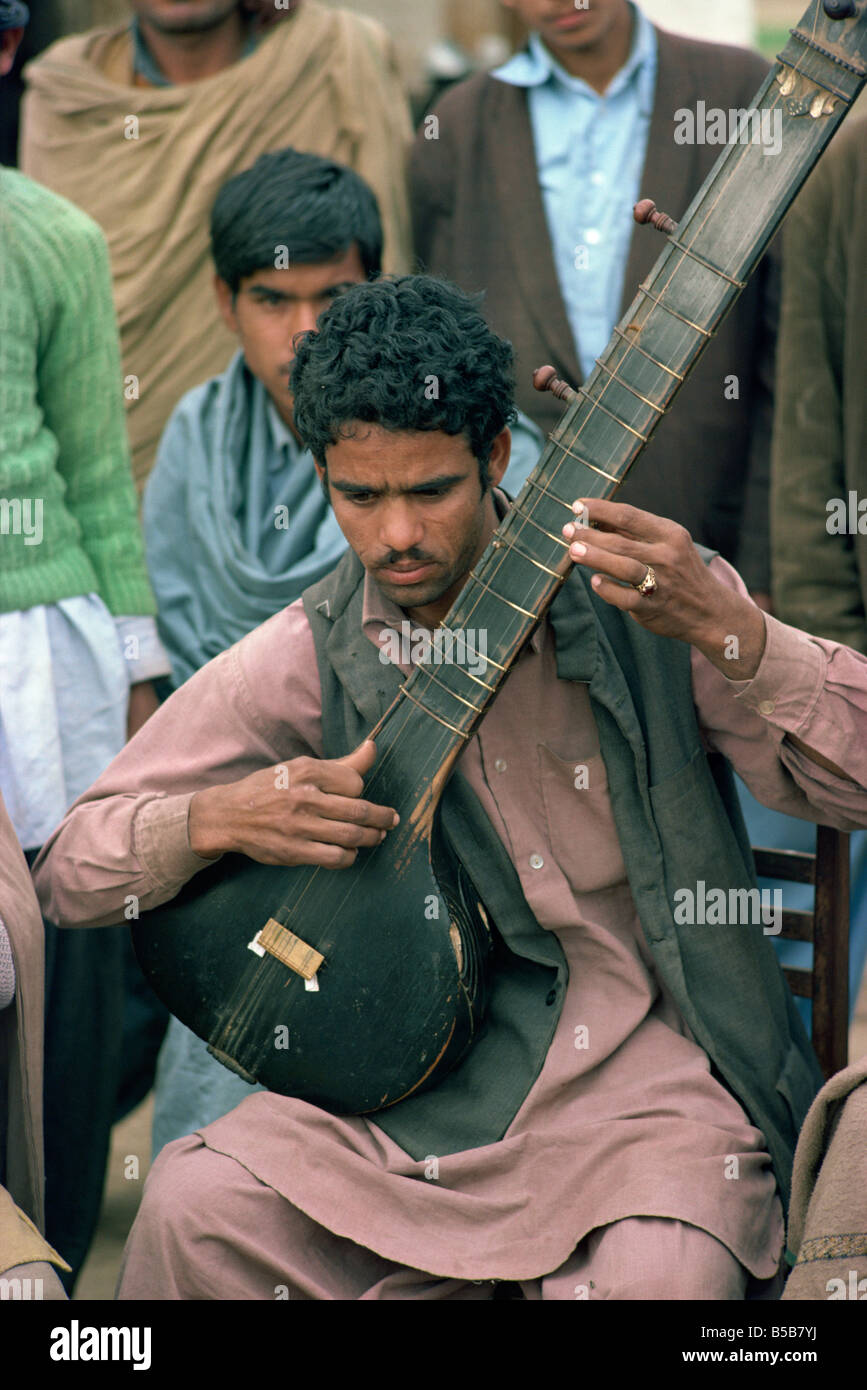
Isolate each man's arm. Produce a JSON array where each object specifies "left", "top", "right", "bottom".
[
  {"left": 38, "top": 215, "right": 158, "bottom": 622},
  {"left": 771, "top": 140, "right": 866, "bottom": 651},
  {"left": 564, "top": 498, "right": 867, "bottom": 805},
  {"left": 141, "top": 397, "right": 209, "bottom": 690},
  {"left": 408, "top": 83, "right": 458, "bottom": 275},
  {"left": 31, "top": 605, "right": 396, "bottom": 929}
]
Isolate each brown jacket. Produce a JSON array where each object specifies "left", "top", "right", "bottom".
[
  {"left": 410, "top": 29, "right": 777, "bottom": 592},
  {"left": 0, "top": 793, "right": 64, "bottom": 1273},
  {"left": 771, "top": 116, "right": 867, "bottom": 654}
]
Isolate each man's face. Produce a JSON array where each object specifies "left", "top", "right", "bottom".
[
  {"left": 318, "top": 425, "right": 510, "bottom": 622},
  {"left": 132, "top": 1, "right": 242, "bottom": 34},
  {"left": 500, "top": 0, "right": 629, "bottom": 55},
  {"left": 215, "top": 245, "right": 367, "bottom": 428}
]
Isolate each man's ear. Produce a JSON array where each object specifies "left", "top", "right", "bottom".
[
  {"left": 487, "top": 427, "right": 512, "bottom": 490},
  {"left": 214, "top": 275, "right": 239, "bottom": 335},
  {"left": 0, "top": 28, "right": 24, "bottom": 78}
]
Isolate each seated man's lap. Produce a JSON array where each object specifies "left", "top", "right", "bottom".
[{"left": 118, "top": 1140, "right": 759, "bottom": 1301}]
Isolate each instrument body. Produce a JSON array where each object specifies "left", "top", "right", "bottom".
[
  {"left": 134, "top": 792, "right": 493, "bottom": 1114},
  {"left": 133, "top": 0, "right": 867, "bottom": 1112}
]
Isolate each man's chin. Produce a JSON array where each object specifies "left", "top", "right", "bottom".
[{"left": 141, "top": 1, "right": 239, "bottom": 34}]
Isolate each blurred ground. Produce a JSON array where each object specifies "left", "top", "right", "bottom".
[{"left": 75, "top": 973, "right": 867, "bottom": 1300}]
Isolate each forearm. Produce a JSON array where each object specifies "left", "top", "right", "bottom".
[
  {"left": 690, "top": 588, "right": 767, "bottom": 682},
  {"left": 32, "top": 605, "right": 324, "bottom": 923},
  {"left": 693, "top": 571, "right": 856, "bottom": 783},
  {"left": 693, "top": 560, "right": 867, "bottom": 814},
  {"left": 32, "top": 790, "right": 215, "bottom": 928},
  {"left": 42, "top": 224, "right": 156, "bottom": 615},
  {"left": 188, "top": 784, "right": 231, "bottom": 860}
]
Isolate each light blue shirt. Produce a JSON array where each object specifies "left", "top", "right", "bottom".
[{"left": 492, "top": 5, "right": 657, "bottom": 380}]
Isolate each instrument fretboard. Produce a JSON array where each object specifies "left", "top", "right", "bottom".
[{"left": 388, "top": 0, "right": 867, "bottom": 753}]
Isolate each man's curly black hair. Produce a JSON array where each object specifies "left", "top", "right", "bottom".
[{"left": 290, "top": 276, "right": 518, "bottom": 491}]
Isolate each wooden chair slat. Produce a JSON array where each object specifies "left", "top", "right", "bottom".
[
  {"left": 783, "top": 965, "right": 813, "bottom": 999},
  {"left": 777, "top": 908, "right": 815, "bottom": 942},
  {"left": 752, "top": 848, "right": 816, "bottom": 884}
]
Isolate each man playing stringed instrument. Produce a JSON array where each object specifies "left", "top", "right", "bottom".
[{"left": 33, "top": 276, "right": 867, "bottom": 1300}]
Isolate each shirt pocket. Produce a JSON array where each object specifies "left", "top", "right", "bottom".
[{"left": 538, "top": 744, "right": 627, "bottom": 896}]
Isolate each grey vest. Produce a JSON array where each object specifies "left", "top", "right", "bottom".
[{"left": 303, "top": 550, "right": 822, "bottom": 1216}]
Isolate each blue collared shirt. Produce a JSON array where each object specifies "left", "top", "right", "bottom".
[
  {"left": 492, "top": 5, "right": 657, "bottom": 380},
  {"left": 130, "top": 15, "right": 258, "bottom": 87}
]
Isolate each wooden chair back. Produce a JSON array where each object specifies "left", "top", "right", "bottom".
[{"left": 753, "top": 826, "right": 850, "bottom": 1080}]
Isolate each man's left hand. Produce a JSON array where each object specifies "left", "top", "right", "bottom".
[{"left": 563, "top": 497, "right": 767, "bottom": 680}]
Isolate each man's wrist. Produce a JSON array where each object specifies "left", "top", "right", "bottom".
[
  {"left": 188, "top": 786, "right": 229, "bottom": 860},
  {"left": 691, "top": 593, "right": 767, "bottom": 681}
]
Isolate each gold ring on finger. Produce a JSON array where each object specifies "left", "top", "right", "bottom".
[{"left": 634, "top": 564, "right": 658, "bottom": 596}]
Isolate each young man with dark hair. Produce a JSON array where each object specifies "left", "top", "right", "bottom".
[
  {"left": 143, "top": 158, "right": 543, "bottom": 1158},
  {"left": 142, "top": 149, "right": 379, "bottom": 696},
  {"left": 34, "top": 275, "right": 867, "bottom": 1300}
]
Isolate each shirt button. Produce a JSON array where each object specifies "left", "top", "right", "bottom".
[
  {"left": 529, "top": 853, "right": 544, "bottom": 870},
  {"left": 545, "top": 988, "right": 557, "bottom": 1006},
  {"left": 591, "top": 170, "right": 605, "bottom": 186},
  {"left": 494, "top": 758, "right": 507, "bottom": 773},
  {"left": 584, "top": 228, "right": 601, "bottom": 245},
  {"left": 758, "top": 699, "right": 776, "bottom": 716}
]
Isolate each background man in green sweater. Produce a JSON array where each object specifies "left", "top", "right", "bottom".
[{"left": 1, "top": 2, "right": 170, "bottom": 1290}]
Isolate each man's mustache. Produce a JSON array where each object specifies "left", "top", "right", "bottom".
[{"left": 375, "top": 551, "right": 437, "bottom": 570}]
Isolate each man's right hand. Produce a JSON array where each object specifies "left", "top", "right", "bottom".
[{"left": 188, "top": 739, "right": 399, "bottom": 869}]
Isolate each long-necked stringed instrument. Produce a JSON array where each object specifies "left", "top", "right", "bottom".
[{"left": 133, "top": 0, "right": 867, "bottom": 1114}]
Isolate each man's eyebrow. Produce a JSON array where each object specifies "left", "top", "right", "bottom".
[
  {"left": 245, "top": 281, "right": 356, "bottom": 302},
  {"left": 329, "top": 473, "right": 468, "bottom": 497}
]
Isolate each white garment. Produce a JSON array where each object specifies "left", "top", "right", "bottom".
[{"left": 0, "top": 596, "right": 169, "bottom": 851}]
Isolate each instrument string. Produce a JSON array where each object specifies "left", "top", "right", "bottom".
[
  {"left": 248, "top": 7, "right": 849, "bottom": 940},
  {"left": 432, "top": 2, "right": 832, "bottom": 656},
  {"left": 375, "top": 34, "right": 823, "bottom": 768}
]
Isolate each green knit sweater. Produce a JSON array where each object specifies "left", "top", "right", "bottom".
[{"left": 0, "top": 167, "right": 155, "bottom": 616}]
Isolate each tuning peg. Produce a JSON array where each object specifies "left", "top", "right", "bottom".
[
  {"left": 823, "top": 1, "right": 855, "bottom": 18},
  {"left": 533, "top": 365, "right": 579, "bottom": 404},
  {"left": 633, "top": 199, "right": 678, "bottom": 236}
]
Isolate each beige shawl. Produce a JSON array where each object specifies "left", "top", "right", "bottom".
[
  {"left": 782, "top": 1055, "right": 867, "bottom": 1300},
  {"left": 20, "top": 4, "right": 412, "bottom": 491}
]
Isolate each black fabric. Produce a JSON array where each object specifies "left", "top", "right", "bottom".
[
  {"left": 25, "top": 846, "right": 123, "bottom": 1294},
  {"left": 114, "top": 937, "right": 169, "bottom": 1124}
]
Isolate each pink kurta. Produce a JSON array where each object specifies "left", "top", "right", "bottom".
[{"left": 33, "top": 559, "right": 867, "bottom": 1295}]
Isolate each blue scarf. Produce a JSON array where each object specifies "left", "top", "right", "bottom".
[{"left": 143, "top": 350, "right": 347, "bottom": 686}]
